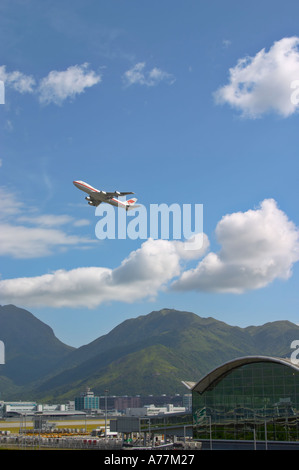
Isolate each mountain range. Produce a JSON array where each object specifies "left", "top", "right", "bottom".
[{"left": 0, "top": 304, "right": 298, "bottom": 402}]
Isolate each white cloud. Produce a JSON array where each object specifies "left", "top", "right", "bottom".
[
  {"left": 0, "top": 198, "right": 298, "bottom": 308},
  {"left": 0, "top": 235, "right": 209, "bottom": 308},
  {"left": 38, "top": 63, "right": 102, "bottom": 105},
  {"left": 214, "top": 37, "right": 299, "bottom": 118},
  {"left": 0, "top": 223, "right": 93, "bottom": 259},
  {"left": 173, "top": 199, "right": 299, "bottom": 293},
  {"left": 0, "top": 65, "right": 36, "bottom": 93},
  {"left": 5, "top": 120, "right": 13, "bottom": 132},
  {"left": 0, "top": 159, "right": 2, "bottom": 167},
  {"left": 123, "top": 62, "right": 175, "bottom": 87},
  {"left": 0, "top": 187, "right": 94, "bottom": 259},
  {"left": 0, "top": 186, "right": 24, "bottom": 219},
  {"left": 172, "top": 233, "right": 210, "bottom": 261},
  {"left": 0, "top": 238, "right": 181, "bottom": 307},
  {"left": 17, "top": 214, "right": 74, "bottom": 227},
  {"left": 0, "top": 63, "right": 101, "bottom": 105},
  {"left": 222, "top": 39, "right": 232, "bottom": 48}
]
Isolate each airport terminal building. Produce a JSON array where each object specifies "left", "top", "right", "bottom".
[{"left": 184, "top": 356, "right": 299, "bottom": 445}]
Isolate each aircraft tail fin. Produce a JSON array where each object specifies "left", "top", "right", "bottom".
[{"left": 125, "top": 198, "right": 140, "bottom": 211}]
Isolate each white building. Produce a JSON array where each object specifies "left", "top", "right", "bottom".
[
  {"left": 125, "top": 403, "right": 186, "bottom": 417},
  {"left": 1, "top": 401, "right": 77, "bottom": 417},
  {"left": 3, "top": 402, "right": 37, "bottom": 416}
]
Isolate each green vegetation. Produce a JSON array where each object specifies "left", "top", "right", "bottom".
[{"left": 1, "top": 305, "right": 299, "bottom": 401}]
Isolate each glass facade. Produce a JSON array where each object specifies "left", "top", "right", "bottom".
[
  {"left": 75, "top": 388, "right": 99, "bottom": 410},
  {"left": 140, "top": 413, "right": 192, "bottom": 434},
  {"left": 75, "top": 395, "right": 99, "bottom": 410},
  {"left": 193, "top": 361, "right": 299, "bottom": 442}
]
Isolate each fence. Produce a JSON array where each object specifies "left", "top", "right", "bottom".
[{"left": 0, "top": 434, "right": 123, "bottom": 450}]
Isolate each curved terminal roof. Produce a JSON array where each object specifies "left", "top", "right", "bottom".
[{"left": 184, "top": 356, "right": 299, "bottom": 394}]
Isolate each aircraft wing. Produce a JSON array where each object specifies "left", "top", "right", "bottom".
[
  {"left": 90, "top": 191, "right": 134, "bottom": 201},
  {"left": 105, "top": 191, "right": 134, "bottom": 197},
  {"left": 85, "top": 195, "right": 102, "bottom": 206},
  {"left": 86, "top": 191, "right": 134, "bottom": 205}
]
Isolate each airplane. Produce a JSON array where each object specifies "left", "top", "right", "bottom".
[{"left": 73, "top": 180, "right": 140, "bottom": 211}]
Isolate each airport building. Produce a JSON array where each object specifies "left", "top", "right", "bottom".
[
  {"left": 124, "top": 403, "right": 187, "bottom": 417},
  {"left": 75, "top": 387, "right": 100, "bottom": 411},
  {"left": 0, "top": 400, "right": 85, "bottom": 419},
  {"left": 184, "top": 356, "right": 299, "bottom": 446}
]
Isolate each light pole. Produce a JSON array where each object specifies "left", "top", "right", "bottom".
[
  {"left": 207, "top": 415, "right": 212, "bottom": 450},
  {"left": 105, "top": 389, "right": 108, "bottom": 438},
  {"left": 264, "top": 419, "right": 268, "bottom": 450}
]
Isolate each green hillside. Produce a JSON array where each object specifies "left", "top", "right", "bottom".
[
  {"left": 32, "top": 308, "right": 299, "bottom": 400},
  {"left": 0, "top": 304, "right": 74, "bottom": 386},
  {"left": 1, "top": 305, "right": 299, "bottom": 401}
]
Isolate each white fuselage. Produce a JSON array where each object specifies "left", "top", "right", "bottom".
[{"left": 73, "top": 180, "right": 128, "bottom": 208}]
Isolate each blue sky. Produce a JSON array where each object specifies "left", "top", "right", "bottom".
[{"left": 1, "top": 0, "right": 299, "bottom": 347}]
